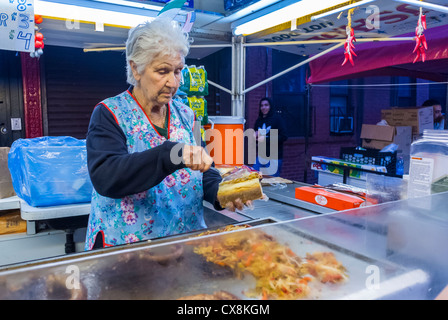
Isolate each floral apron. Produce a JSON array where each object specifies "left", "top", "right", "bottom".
[{"left": 84, "top": 90, "right": 205, "bottom": 250}]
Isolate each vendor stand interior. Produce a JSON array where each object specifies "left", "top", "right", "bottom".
[{"left": 1, "top": 0, "right": 448, "bottom": 299}]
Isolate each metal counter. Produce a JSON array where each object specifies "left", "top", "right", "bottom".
[
  {"left": 262, "top": 182, "right": 335, "bottom": 215},
  {"left": 1, "top": 192, "right": 447, "bottom": 300},
  {"left": 216, "top": 182, "right": 336, "bottom": 224}
]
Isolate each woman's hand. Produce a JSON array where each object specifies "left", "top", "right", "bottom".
[
  {"left": 182, "top": 145, "right": 213, "bottom": 172},
  {"left": 224, "top": 199, "right": 254, "bottom": 212}
]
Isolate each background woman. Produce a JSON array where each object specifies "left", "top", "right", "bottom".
[{"left": 253, "top": 97, "right": 288, "bottom": 177}]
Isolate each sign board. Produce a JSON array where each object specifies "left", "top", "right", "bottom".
[
  {"left": 0, "top": 0, "right": 35, "bottom": 53},
  {"left": 247, "top": 0, "right": 448, "bottom": 56}
]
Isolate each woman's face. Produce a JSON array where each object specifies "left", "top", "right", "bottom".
[
  {"left": 132, "top": 52, "right": 184, "bottom": 107},
  {"left": 260, "top": 100, "right": 271, "bottom": 116}
]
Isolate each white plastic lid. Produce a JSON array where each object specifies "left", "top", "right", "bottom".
[{"left": 208, "top": 116, "right": 245, "bottom": 124}]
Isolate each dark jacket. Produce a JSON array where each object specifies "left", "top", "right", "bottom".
[
  {"left": 87, "top": 104, "right": 222, "bottom": 208},
  {"left": 253, "top": 110, "right": 288, "bottom": 159}
]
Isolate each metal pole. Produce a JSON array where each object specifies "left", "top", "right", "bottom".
[
  {"left": 208, "top": 79, "right": 232, "bottom": 95},
  {"left": 83, "top": 43, "right": 234, "bottom": 52},
  {"left": 190, "top": 44, "right": 233, "bottom": 48},
  {"left": 243, "top": 37, "right": 415, "bottom": 47},
  {"left": 304, "top": 83, "right": 311, "bottom": 183},
  {"left": 231, "top": 36, "right": 245, "bottom": 117},
  {"left": 243, "top": 41, "right": 344, "bottom": 95}
]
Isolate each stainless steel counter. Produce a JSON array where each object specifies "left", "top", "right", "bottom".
[
  {"left": 209, "top": 182, "right": 336, "bottom": 224},
  {"left": 263, "top": 182, "right": 335, "bottom": 215},
  {"left": 2, "top": 192, "right": 448, "bottom": 300}
]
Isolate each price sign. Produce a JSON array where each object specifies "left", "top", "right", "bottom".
[{"left": 0, "top": 0, "right": 35, "bottom": 52}]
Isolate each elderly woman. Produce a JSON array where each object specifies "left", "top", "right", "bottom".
[{"left": 84, "top": 18, "right": 242, "bottom": 250}]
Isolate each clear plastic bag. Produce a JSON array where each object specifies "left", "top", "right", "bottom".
[
  {"left": 365, "top": 173, "right": 408, "bottom": 205},
  {"left": 217, "top": 166, "right": 268, "bottom": 211},
  {"left": 8, "top": 136, "right": 93, "bottom": 207},
  {"left": 221, "top": 165, "right": 260, "bottom": 183}
]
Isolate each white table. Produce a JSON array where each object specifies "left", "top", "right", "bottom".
[
  {"left": 0, "top": 196, "right": 21, "bottom": 211},
  {"left": 20, "top": 200, "right": 90, "bottom": 221},
  {"left": 0, "top": 197, "right": 90, "bottom": 265}
]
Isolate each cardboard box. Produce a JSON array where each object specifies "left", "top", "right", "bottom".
[
  {"left": 295, "top": 186, "right": 366, "bottom": 211},
  {"left": 0, "top": 210, "right": 26, "bottom": 235},
  {"left": 381, "top": 106, "right": 433, "bottom": 139},
  {"left": 0, "top": 147, "right": 15, "bottom": 199},
  {"left": 361, "top": 124, "right": 395, "bottom": 150},
  {"left": 360, "top": 124, "right": 412, "bottom": 173},
  {"left": 361, "top": 124, "right": 411, "bottom": 150}
]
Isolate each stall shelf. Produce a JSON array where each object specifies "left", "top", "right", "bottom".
[
  {"left": 0, "top": 196, "right": 20, "bottom": 211},
  {"left": 1, "top": 191, "right": 446, "bottom": 300},
  {"left": 0, "top": 197, "right": 89, "bottom": 265},
  {"left": 19, "top": 200, "right": 90, "bottom": 233}
]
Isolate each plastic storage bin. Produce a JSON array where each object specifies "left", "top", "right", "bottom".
[
  {"left": 8, "top": 136, "right": 93, "bottom": 207},
  {"left": 340, "top": 147, "right": 397, "bottom": 175}
]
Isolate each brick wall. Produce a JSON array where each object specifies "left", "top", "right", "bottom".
[
  {"left": 245, "top": 47, "right": 425, "bottom": 184},
  {"left": 245, "top": 47, "right": 272, "bottom": 130},
  {"left": 246, "top": 47, "right": 359, "bottom": 183}
]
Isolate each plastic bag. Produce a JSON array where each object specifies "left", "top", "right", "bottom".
[
  {"left": 380, "top": 143, "right": 398, "bottom": 153},
  {"left": 8, "top": 136, "right": 93, "bottom": 207},
  {"left": 180, "top": 65, "right": 209, "bottom": 96},
  {"left": 365, "top": 173, "right": 408, "bottom": 205},
  {"left": 217, "top": 166, "right": 268, "bottom": 211}
]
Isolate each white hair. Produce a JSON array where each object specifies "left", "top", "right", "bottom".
[{"left": 125, "top": 18, "right": 190, "bottom": 86}]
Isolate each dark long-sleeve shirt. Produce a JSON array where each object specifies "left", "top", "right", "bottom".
[
  {"left": 253, "top": 113, "right": 288, "bottom": 159},
  {"left": 86, "top": 103, "right": 223, "bottom": 209}
]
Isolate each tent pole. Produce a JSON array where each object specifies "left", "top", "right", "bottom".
[
  {"left": 82, "top": 37, "right": 414, "bottom": 52},
  {"left": 243, "top": 41, "right": 344, "bottom": 95},
  {"left": 304, "top": 83, "right": 311, "bottom": 183},
  {"left": 208, "top": 79, "right": 232, "bottom": 95},
  {"left": 243, "top": 37, "right": 414, "bottom": 47},
  {"left": 231, "top": 36, "right": 246, "bottom": 117}
]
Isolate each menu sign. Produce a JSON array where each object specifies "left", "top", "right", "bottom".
[{"left": 0, "top": 0, "right": 34, "bottom": 52}]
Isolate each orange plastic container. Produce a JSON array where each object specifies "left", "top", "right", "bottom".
[
  {"left": 203, "top": 116, "right": 245, "bottom": 166},
  {"left": 295, "top": 186, "right": 366, "bottom": 211}
]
